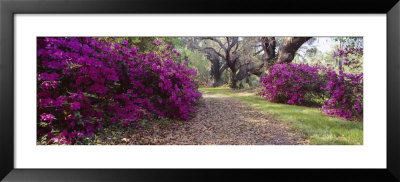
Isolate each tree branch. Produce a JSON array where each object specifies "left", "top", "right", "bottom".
[
  {"left": 219, "top": 64, "right": 228, "bottom": 73},
  {"left": 227, "top": 37, "right": 239, "bottom": 51},
  {"left": 253, "top": 49, "right": 263, "bottom": 56},
  {"left": 203, "top": 47, "right": 225, "bottom": 59},
  {"left": 202, "top": 37, "right": 227, "bottom": 51},
  {"left": 233, "top": 40, "right": 239, "bottom": 53},
  {"left": 276, "top": 37, "right": 312, "bottom": 64}
]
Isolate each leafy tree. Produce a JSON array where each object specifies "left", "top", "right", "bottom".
[
  {"left": 185, "top": 37, "right": 228, "bottom": 87},
  {"left": 183, "top": 48, "right": 211, "bottom": 84},
  {"left": 199, "top": 37, "right": 264, "bottom": 88}
]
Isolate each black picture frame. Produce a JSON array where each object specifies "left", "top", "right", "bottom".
[{"left": 1, "top": 0, "right": 399, "bottom": 181}]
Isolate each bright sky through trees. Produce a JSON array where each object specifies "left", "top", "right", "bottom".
[{"left": 299, "top": 37, "right": 336, "bottom": 54}]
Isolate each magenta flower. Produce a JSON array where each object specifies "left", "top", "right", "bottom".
[
  {"left": 53, "top": 96, "right": 67, "bottom": 107},
  {"left": 152, "top": 40, "right": 162, "bottom": 46},
  {"left": 39, "top": 72, "right": 60, "bottom": 81},
  {"left": 70, "top": 93, "right": 77, "bottom": 99},
  {"left": 77, "top": 131, "right": 85, "bottom": 138},
  {"left": 68, "top": 130, "right": 77, "bottom": 139},
  {"left": 46, "top": 132, "right": 53, "bottom": 139},
  {"left": 70, "top": 102, "right": 80, "bottom": 110},
  {"left": 61, "top": 129, "right": 68, "bottom": 137},
  {"left": 39, "top": 98, "right": 54, "bottom": 107},
  {"left": 121, "top": 40, "right": 129, "bottom": 46},
  {"left": 70, "top": 121, "right": 76, "bottom": 128},
  {"left": 114, "top": 43, "right": 120, "bottom": 49},
  {"left": 40, "top": 113, "right": 55, "bottom": 122},
  {"left": 67, "top": 114, "right": 76, "bottom": 120},
  {"left": 40, "top": 81, "right": 58, "bottom": 89},
  {"left": 53, "top": 137, "right": 62, "bottom": 143}
]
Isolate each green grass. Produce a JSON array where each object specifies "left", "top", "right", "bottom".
[{"left": 199, "top": 87, "right": 363, "bottom": 145}]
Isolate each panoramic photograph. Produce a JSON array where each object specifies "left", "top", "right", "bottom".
[{"left": 37, "top": 37, "right": 363, "bottom": 145}]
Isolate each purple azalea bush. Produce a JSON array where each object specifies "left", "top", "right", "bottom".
[
  {"left": 37, "top": 37, "right": 201, "bottom": 144},
  {"left": 321, "top": 70, "right": 363, "bottom": 120},
  {"left": 259, "top": 63, "right": 363, "bottom": 120},
  {"left": 259, "top": 63, "right": 323, "bottom": 105}
]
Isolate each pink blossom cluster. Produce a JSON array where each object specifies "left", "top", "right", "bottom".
[{"left": 37, "top": 37, "right": 201, "bottom": 144}]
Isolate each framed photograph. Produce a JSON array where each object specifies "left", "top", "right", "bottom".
[{"left": 1, "top": 0, "right": 399, "bottom": 181}]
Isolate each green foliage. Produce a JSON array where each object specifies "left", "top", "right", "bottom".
[
  {"left": 184, "top": 48, "right": 211, "bottom": 83},
  {"left": 238, "top": 75, "right": 260, "bottom": 89}
]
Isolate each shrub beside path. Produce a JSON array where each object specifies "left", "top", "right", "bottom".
[{"left": 121, "top": 91, "right": 308, "bottom": 145}]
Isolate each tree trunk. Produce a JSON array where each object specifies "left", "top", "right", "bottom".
[
  {"left": 276, "top": 37, "right": 312, "bottom": 64},
  {"left": 207, "top": 51, "right": 227, "bottom": 87},
  {"left": 212, "top": 66, "right": 225, "bottom": 87},
  {"left": 202, "top": 37, "right": 240, "bottom": 89},
  {"left": 260, "top": 37, "right": 276, "bottom": 77},
  {"left": 212, "top": 65, "right": 221, "bottom": 87},
  {"left": 261, "top": 37, "right": 276, "bottom": 60},
  {"left": 231, "top": 74, "right": 238, "bottom": 89},
  {"left": 228, "top": 67, "right": 238, "bottom": 89},
  {"left": 210, "top": 60, "right": 221, "bottom": 86}
]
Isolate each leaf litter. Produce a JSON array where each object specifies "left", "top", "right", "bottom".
[{"left": 97, "top": 91, "right": 309, "bottom": 145}]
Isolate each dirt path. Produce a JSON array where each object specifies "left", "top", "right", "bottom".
[{"left": 125, "top": 91, "right": 308, "bottom": 145}]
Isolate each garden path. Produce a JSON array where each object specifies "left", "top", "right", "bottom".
[{"left": 124, "top": 91, "right": 308, "bottom": 145}]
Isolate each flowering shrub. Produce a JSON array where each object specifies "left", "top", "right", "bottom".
[
  {"left": 321, "top": 70, "right": 363, "bottom": 120},
  {"left": 259, "top": 63, "right": 363, "bottom": 120},
  {"left": 333, "top": 47, "right": 363, "bottom": 72},
  {"left": 259, "top": 63, "right": 323, "bottom": 105},
  {"left": 37, "top": 37, "right": 201, "bottom": 144},
  {"left": 333, "top": 47, "right": 363, "bottom": 58}
]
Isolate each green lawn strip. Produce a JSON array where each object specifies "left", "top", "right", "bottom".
[{"left": 199, "top": 87, "right": 363, "bottom": 145}]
